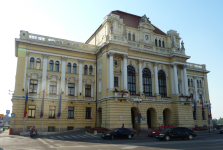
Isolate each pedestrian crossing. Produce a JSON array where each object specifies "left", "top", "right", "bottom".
[{"left": 39, "top": 134, "right": 100, "bottom": 140}]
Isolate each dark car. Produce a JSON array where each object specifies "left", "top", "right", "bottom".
[
  {"left": 220, "top": 128, "right": 223, "bottom": 134},
  {"left": 101, "top": 128, "right": 134, "bottom": 140},
  {"left": 156, "top": 127, "right": 196, "bottom": 141}
]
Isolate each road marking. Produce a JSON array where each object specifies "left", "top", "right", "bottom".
[
  {"left": 122, "top": 146, "right": 138, "bottom": 149},
  {"left": 76, "top": 135, "right": 86, "bottom": 138},
  {"left": 38, "top": 138, "right": 54, "bottom": 148},
  {"left": 57, "top": 136, "right": 64, "bottom": 139},
  {"left": 71, "top": 135, "right": 78, "bottom": 138},
  {"left": 64, "top": 136, "right": 71, "bottom": 138},
  {"left": 50, "top": 136, "right": 56, "bottom": 139}
]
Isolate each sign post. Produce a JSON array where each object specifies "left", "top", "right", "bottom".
[
  {"left": 134, "top": 98, "right": 142, "bottom": 136},
  {"left": 11, "top": 113, "right": 15, "bottom": 134}
]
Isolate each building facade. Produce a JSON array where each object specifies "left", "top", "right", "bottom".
[{"left": 12, "top": 11, "right": 211, "bottom": 134}]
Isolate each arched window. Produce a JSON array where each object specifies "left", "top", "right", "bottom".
[
  {"left": 200, "top": 80, "right": 202, "bottom": 88},
  {"left": 142, "top": 68, "right": 152, "bottom": 96},
  {"left": 159, "top": 40, "right": 161, "bottom": 47},
  {"left": 155, "top": 39, "right": 157, "bottom": 46},
  {"left": 197, "top": 80, "right": 199, "bottom": 88},
  {"left": 158, "top": 70, "right": 167, "bottom": 97},
  {"left": 55, "top": 61, "right": 59, "bottom": 72},
  {"left": 132, "top": 34, "right": 135, "bottom": 41},
  {"left": 49, "top": 60, "right": 54, "bottom": 71},
  {"left": 162, "top": 41, "right": 165, "bottom": 48},
  {"left": 127, "top": 66, "right": 136, "bottom": 95},
  {"left": 191, "top": 79, "right": 193, "bottom": 87},
  {"left": 29, "top": 58, "right": 35, "bottom": 68},
  {"left": 128, "top": 33, "right": 131, "bottom": 40},
  {"left": 36, "top": 58, "right": 41, "bottom": 69},
  {"left": 188, "top": 79, "right": 190, "bottom": 87},
  {"left": 73, "top": 63, "right": 77, "bottom": 74},
  {"left": 67, "top": 63, "right": 71, "bottom": 73},
  {"left": 89, "top": 66, "right": 93, "bottom": 75},
  {"left": 84, "top": 65, "right": 88, "bottom": 75}
]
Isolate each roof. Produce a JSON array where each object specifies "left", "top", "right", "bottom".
[
  {"left": 110, "top": 10, "right": 166, "bottom": 35},
  {"left": 85, "top": 10, "right": 166, "bottom": 43}
]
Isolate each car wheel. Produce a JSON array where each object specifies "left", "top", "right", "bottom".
[
  {"left": 188, "top": 135, "right": 193, "bottom": 140},
  {"left": 128, "top": 134, "right": 132, "bottom": 139},
  {"left": 165, "top": 136, "right": 170, "bottom": 141},
  {"left": 111, "top": 135, "right": 114, "bottom": 140}
]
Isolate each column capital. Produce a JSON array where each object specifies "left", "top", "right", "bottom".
[
  {"left": 26, "top": 51, "right": 29, "bottom": 56},
  {"left": 123, "top": 54, "right": 128, "bottom": 59},
  {"left": 154, "top": 62, "right": 158, "bottom": 67},
  {"left": 193, "top": 76, "right": 197, "bottom": 80},
  {"left": 79, "top": 59, "right": 84, "bottom": 64},
  {"left": 108, "top": 51, "right": 115, "bottom": 56},
  {"left": 171, "top": 62, "right": 178, "bottom": 66},
  {"left": 43, "top": 54, "right": 49, "bottom": 59},
  {"left": 138, "top": 59, "right": 143, "bottom": 63},
  {"left": 61, "top": 57, "right": 67, "bottom": 61}
]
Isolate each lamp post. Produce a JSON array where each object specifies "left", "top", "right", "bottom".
[{"left": 134, "top": 98, "right": 142, "bottom": 136}]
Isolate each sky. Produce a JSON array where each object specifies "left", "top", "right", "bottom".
[{"left": 0, "top": 0, "right": 222, "bottom": 119}]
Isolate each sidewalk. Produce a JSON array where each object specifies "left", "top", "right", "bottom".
[{"left": 0, "top": 129, "right": 9, "bottom": 137}]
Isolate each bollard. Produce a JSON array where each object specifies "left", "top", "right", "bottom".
[
  {"left": 8, "top": 126, "right": 9, "bottom": 129},
  {"left": 3, "top": 128, "right": 5, "bottom": 131}
]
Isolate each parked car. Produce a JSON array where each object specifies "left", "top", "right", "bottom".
[
  {"left": 148, "top": 126, "right": 175, "bottom": 137},
  {"left": 156, "top": 127, "right": 196, "bottom": 141},
  {"left": 101, "top": 128, "right": 134, "bottom": 140},
  {"left": 220, "top": 128, "right": 223, "bottom": 134}
]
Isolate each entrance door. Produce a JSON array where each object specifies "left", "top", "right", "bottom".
[
  {"left": 131, "top": 109, "right": 135, "bottom": 129},
  {"left": 147, "top": 109, "right": 151, "bottom": 128}
]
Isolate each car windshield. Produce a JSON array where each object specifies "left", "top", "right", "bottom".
[
  {"left": 166, "top": 127, "right": 174, "bottom": 132},
  {"left": 155, "top": 127, "right": 161, "bottom": 130}
]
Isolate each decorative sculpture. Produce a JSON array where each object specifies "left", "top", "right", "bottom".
[{"left": 181, "top": 41, "right": 185, "bottom": 50}]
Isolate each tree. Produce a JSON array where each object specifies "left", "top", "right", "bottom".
[{"left": 212, "top": 119, "right": 218, "bottom": 126}]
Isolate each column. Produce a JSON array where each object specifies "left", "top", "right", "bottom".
[
  {"left": 23, "top": 51, "right": 29, "bottom": 90},
  {"left": 108, "top": 52, "right": 114, "bottom": 90},
  {"left": 154, "top": 62, "right": 159, "bottom": 95},
  {"left": 180, "top": 69, "right": 185, "bottom": 95},
  {"left": 173, "top": 63, "right": 179, "bottom": 95},
  {"left": 94, "top": 62, "right": 96, "bottom": 95},
  {"left": 41, "top": 54, "right": 49, "bottom": 90},
  {"left": 138, "top": 60, "right": 143, "bottom": 94},
  {"left": 123, "top": 54, "right": 128, "bottom": 91},
  {"left": 61, "top": 57, "right": 67, "bottom": 92},
  {"left": 183, "top": 65, "right": 188, "bottom": 95},
  {"left": 194, "top": 76, "right": 198, "bottom": 102},
  {"left": 171, "top": 66, "right": 175, "bottom": 95},
  {"left": 202, "top": 77, "right": 206, "bottom": 103},
  {"left": 78, "top": 60, "right": 83, "bottom": 94}
]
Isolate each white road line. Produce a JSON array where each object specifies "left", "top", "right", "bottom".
[
  {"left": 122, "top": 146, "right": 138, "bottom": 149},
  {"left": 50, "top": 136, "right": 56, "bottom": 139},
  {"left": 76, "top": 135, "right": 86, "bottom": 138},
  {"left": 57, "top": 136, "right": 64, "bottom": 139},
  {"left": 71, "top": 135, "right": 78, "bottom": 138},
  {"left": 64, "top": 136, "right": 71, "bottom": 138},
  {"left": 38, "top": 138, "right": 55, "bottom": 148}
]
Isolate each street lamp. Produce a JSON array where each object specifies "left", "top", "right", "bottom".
[{"left": 134, "top": 97, "right": 142, "bottom": 136}]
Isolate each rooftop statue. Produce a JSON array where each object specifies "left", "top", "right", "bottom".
[{"left": 181, "top": 41, "right": 185, "bottom": 50}]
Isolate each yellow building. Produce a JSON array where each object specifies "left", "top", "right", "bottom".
[{"left": 12, "top": 10, "right": 211, "bottom": 134}]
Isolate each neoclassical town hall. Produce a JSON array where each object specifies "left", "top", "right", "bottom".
[{"left": 12, "top": 10, "right": 211, "bottom": 134}]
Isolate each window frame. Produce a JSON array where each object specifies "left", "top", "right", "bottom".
[
  {"left": 28, "top": 105, "right": 36, "bottom": 118},
  {"left": 191, "top": 79, "right": 193, "bottom": 87},
  {"left": 36, "top": 58, "right": 41, "bottom": 69},
  {"left": 128, "top": 33, "right": 131, "bottom": 40},
  {"left": 159, "top": 40, "right": 161, "bottom": 47},
  {"left": 89, "top": 66, "right": 93, "bottom": 75},
  {"left": 55, "top": 61, "right": 59, "bottom": 72},
  {"left": 73, "top": 63, "right": 77, "bottom": 74},
  {"left": 132, "top": 34, "right": 135, "bottom": 41},
  {"left": 142, "top": 68, "right": 152, "bottom": 96},
  {"left": 29, "top": 58, "right": 35, "bottom": 69},
  {"left": 49, "top": 81, "right": 57, "bottom": 95},
  {"left": 29, "top": 79, "right": 38, "bottom": 93},
  {"left": 68, "top": 107, "right": 74, "bottom": 119},
  {"left": 49, "top": 60, "right": 54, "bottom": 71},
  {"left": 158, "top": 70, "right": 167, "bottom": 97},
  {"left": 67, "top": 63, "right": 71, "bottom": 73},
  {"left": 162, "top": 41, "right": 165, "bottom": 48},
  {"left": 127, "top": 66, "right": 136, "bottom": 95},
  {"left": 84, "top": 65, "right": 88, "bottom": 75},
  {"left": 188, "top": 79, "right": 190, "bottom": 87},
  {"left": 85, "top": 85, "right": 91, "bottom": 97},
  {"left": 49, "top": 106, "right": 55, "bottom": 118},
  {"left": 155, "top": 39, "right": 157, "bottom": 46},
  {"left": 114, "top": 77, "right": 119, "bottom": 87},
  {"left": 86, "top": 107, "right": 91, "bottom": 119},
  {"left": 68, "top": 83, "right": 75, "bottom": 96}
]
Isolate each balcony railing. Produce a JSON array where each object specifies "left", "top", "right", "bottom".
[{"left": 187, "top": 63, "right": 206, "bottom": 71}]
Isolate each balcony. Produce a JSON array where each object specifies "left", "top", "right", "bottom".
[
  {"left": 187, "top": 63, "right": 206, "bottom": 71},
  {"left": 20, "top": 31, "right": 97, "bottom": 53}
]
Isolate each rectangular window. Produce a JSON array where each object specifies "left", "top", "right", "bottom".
[
  {"left": 67, "top": 127, "right": 74, "bottom": 130},
  {"left": 86, "top": 107, "right": 91, "bottom": 119},
  {"left": 49, "top": 106, "right": 55, "bottom": 118},
  {"left": 29, "top": 80, "right": 38, "bottom": 93},
  {"left": 68, "top": 107, "right": 74, "bottom": 119},
  {"left": 114, "top": 77, "right": 118, "bottom": 87},
  {"left": 49, "top": 82, "right": 57, "bottom": 95},
  {"left": 48, "top": 127, "right": 55, "bottom": 132},
  {"left": 199, "top": 94, "right": 203, "bottom": 103},
  {"left": 28, "top": 105, "right": 35, "bottom": 118},
  {"left": 85, "top": 85, "right": 91, "bottom": 97},
  {"left": 68, "top": 83, "right": 75, "bottom": 96}
]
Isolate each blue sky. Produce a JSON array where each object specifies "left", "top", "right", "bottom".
[{"left": 0, "top": 0, "right": 222, "bottom": 119}]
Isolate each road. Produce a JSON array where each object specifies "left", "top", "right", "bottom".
[{"left": 0, "top": 130, "right": 223, "bottom": 150}]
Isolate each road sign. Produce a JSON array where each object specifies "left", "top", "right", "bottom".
[
  {"left": 0, "top": 122, "right": 2, "bottom": 124},
  {"left": 0, "top": 114, "right": 4, "bottom": 117},
  {"left": 159, "top": 117, "right": 162, "bottom": 120},
  {"left": 0, "top": 117, "right": 3, "bottom": 120},
  {"left": 6, "top": 110, "right": 10, "bottom": 114},
  {"left": 11, "top": 113, "right": 15, "bottom": 117},
  {"left": 142, "top": 117, "right": 146, "bottom": 120}
]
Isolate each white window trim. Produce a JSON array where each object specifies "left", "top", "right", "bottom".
[
  {"left": 47, "top": 74, "right": 60, "bottom": 97},
  {"left": 27, "top": 72, "right": 41, "bottom": 95},
  {"left": 66, "top": 76, "right": 78, "bottom": 97},
  {"left": 83, "top": 78, "right": 94, "bottom": 98},
  {"left": 114, "top": 75, "right": 120, "bottom": 88}
]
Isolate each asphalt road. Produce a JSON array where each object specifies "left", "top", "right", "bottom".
[{"left": 0, "top": 130, "right": 223, "bottom": 150}]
